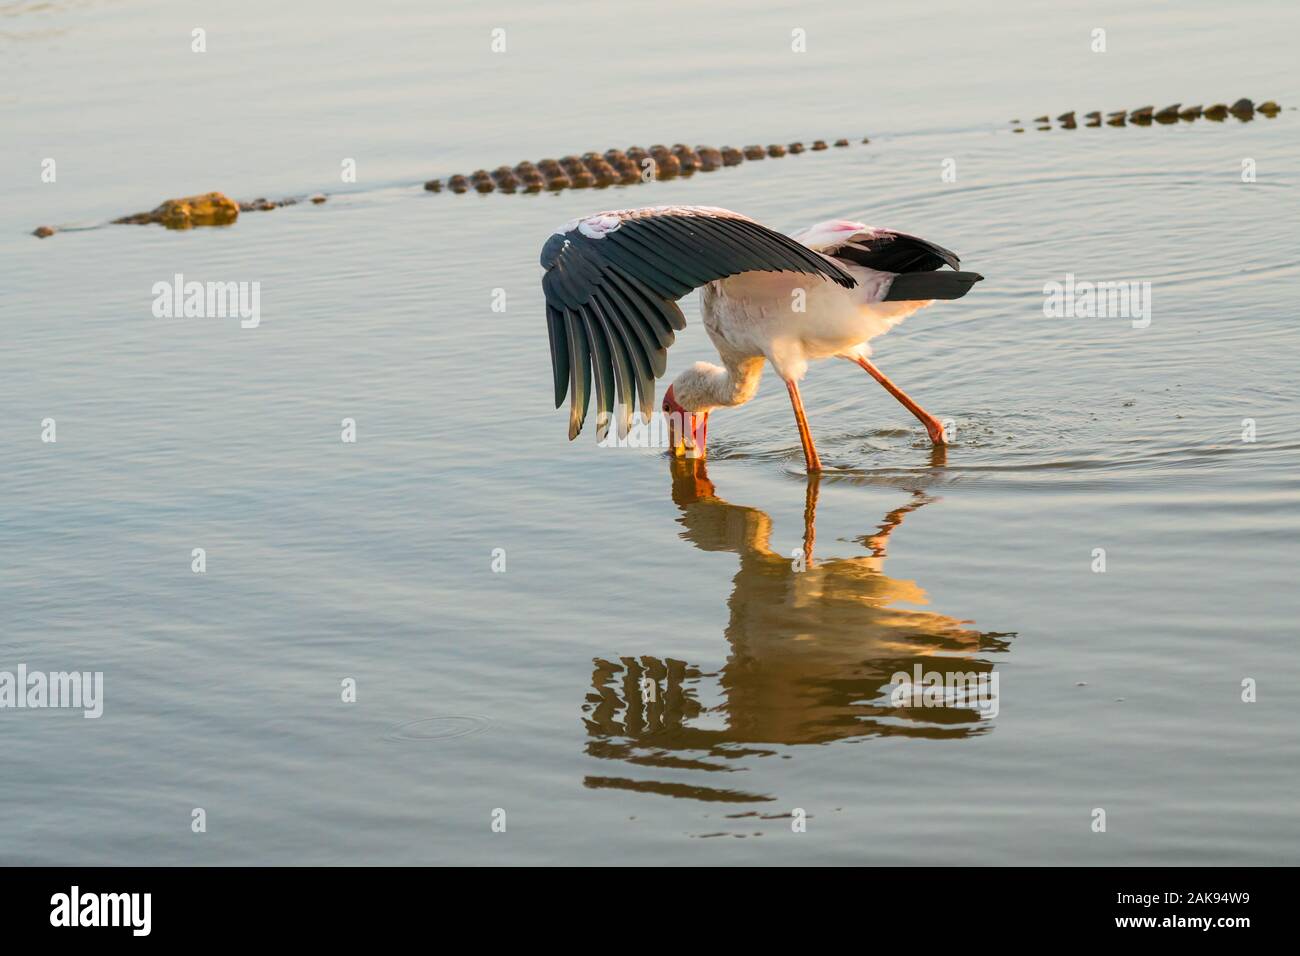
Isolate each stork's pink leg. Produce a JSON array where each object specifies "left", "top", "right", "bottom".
[
  {"left": 785, "top": 379, "right": 823, "bottom": 473},
  {"left": 855, "top": 357, "right": 947, "bottom": 446}
]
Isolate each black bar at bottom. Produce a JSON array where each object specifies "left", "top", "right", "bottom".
[{"left": 0, "top": 866, "right": 1283, "bottom": 938}]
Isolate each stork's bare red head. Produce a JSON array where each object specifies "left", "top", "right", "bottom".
[{"left": 663, "top": 384, "right": 708, "bottom": 459}]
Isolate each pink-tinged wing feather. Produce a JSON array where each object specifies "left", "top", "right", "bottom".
[{"left": 791, "top": 219, "right": 961, "bottom": 273}]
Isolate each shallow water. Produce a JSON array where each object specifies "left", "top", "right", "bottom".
[{"left": 3, "top": 0, "right": 1299, "bottom": 864}]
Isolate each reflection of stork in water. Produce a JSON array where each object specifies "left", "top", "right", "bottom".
[{"left": 582, "top": 458, "right": 1014, "bottom": 803}]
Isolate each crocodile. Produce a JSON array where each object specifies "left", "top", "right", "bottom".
[
  {"left": 29, "top": 98, "right": 1283, "bottom": 238},
  {"left": 1012, "top": 97, "right": 1278, "bottom": 131}
]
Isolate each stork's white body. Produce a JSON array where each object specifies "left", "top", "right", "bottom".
[{"left": 702, "top": 263, "right": 933, "bottom": 385}]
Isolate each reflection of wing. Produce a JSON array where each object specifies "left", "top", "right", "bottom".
[
  {"left": 541, "top": 206, "right": 856, "bottom": 439},
  {"left": 582, "top": 656, "right": 776, "bottom": 804}
]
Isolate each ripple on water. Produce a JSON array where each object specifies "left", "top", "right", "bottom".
[{"left": 384, "top": 715, "right": 490, "bottom": 742}]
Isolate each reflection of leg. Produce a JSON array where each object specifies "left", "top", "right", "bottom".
[
  {"left": 785, "top": 378, "right": 823, "bottom": 473},
  {"left": 855, "top": 356, "right": 947, "bottom": 446},
  {"left": 861, "top": 491, "right": 936, "bottom": 557},
  {"left": 802, "top": 473, "right": 821, "bottom": 564}
]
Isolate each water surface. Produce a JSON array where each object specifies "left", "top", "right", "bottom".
[{"left": 3, "top": 0, "right": 1299, "bottom": 864}]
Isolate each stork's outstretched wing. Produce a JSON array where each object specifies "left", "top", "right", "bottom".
[{"left": 540, "top": 205, "right": 856, "bottom": 440}]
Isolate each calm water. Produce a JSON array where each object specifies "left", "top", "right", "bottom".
[{"left": 3, "top": 0, "right": 1299, "bottom": 864}]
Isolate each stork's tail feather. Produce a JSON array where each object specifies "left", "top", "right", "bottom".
[{"left": 884, "top": 270, "right": 984, "bottom": 301}]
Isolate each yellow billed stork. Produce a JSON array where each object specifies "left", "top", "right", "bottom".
[{"left": 539, "top": 205, "right": 982, "bottom": 472}]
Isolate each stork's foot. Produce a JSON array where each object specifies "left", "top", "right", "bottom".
[{"left": 920, "top": 415, "right": 948, "bottom": 447}]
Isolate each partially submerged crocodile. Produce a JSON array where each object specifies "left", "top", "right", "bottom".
[
  {"left": 425, "top": 139, "right": 855, "bottom": 197},
  {"left": 1012, "top": 97, "right": 1279, "bottom": 131},
  {"left": 29, "top": 98, "right": 1282, "bottom": 238}
]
